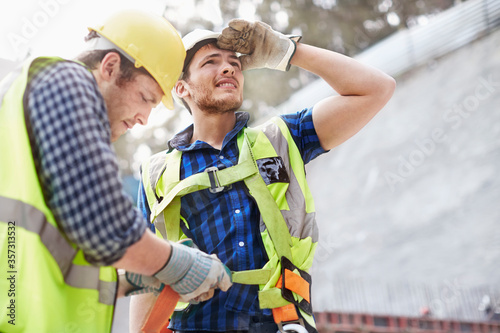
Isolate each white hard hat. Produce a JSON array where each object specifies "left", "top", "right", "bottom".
[{"left": 181, "top": 29, "right": 220, "bottom": 73}]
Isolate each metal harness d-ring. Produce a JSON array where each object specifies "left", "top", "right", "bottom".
[{"left": 277, "top": 323, "right": 308, "bottom": 333}]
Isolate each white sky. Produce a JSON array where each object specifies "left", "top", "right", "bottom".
[
  {"left": 0, "top": 0, "right": 272, "bottom": 62},
  {"left": 0, "top": 0, "right": 181, "bottom": 61}
]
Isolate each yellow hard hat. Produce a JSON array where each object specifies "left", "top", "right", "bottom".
[{"left": 89, "top": 10, "right": 185, "bottom": 109}]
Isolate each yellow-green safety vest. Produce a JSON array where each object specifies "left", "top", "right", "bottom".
[
  {"left": 0, "top": 57, "right": 117, "bottom": 333},
  {"left": 141, "top": 116, "right": 319, "bottom": 328}
]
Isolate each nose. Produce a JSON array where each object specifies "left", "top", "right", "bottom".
[
  {"left": 135, "top": 107, "right": 152, "bottom": 126},
  {"left": 221, "top": 62, "right": 235, "bottom": 76}
]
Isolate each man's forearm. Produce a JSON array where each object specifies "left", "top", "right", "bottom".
[
  {"left": 290, "top": 43, "right": 394, "bottom": 98},
  {"left": 129, "top": 293, "right": 158, "bottom": 332},
  {"left": 112, "top": 229, "right": 171, "bottom": 275},
  {"left": 290, "top": 43, "right": 396, "bottom": 150}
]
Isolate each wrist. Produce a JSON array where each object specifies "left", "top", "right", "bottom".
[{"left": 154, "top": 241, "right": 195, "bottom": 284}]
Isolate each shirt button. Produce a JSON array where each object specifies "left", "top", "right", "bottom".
[
  {"left": 238, "top": 241, "right": 245, "bottom": 247},
  {"left": 219, "top": 155, "right": 225, "bottom": 160},
  {"left": 235, "top": 209, "right": 241, "bottom": 214}
]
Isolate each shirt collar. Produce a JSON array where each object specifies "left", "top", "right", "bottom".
[{"left": 168, "top": 111, "right": 250, "bottom": 151}]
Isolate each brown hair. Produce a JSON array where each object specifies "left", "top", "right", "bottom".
[{"left": 76, "top": 31, "right": 153, "bottom": 86}]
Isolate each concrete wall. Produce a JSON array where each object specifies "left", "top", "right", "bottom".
[{"left": 309, "top": 27, "right": 500, "bottom": 319}]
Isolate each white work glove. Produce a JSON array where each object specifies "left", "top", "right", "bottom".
[
  {"left": 217, "top": 19, "right": 301, "bottom": 71},
  {"left": 122, "top": 240, "right": 232, "bottom": 303}
]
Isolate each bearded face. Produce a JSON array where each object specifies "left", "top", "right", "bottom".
[
  {"left": 179, "top": 43, "right": 244, "bottom": 115},
  {"left": 185, "top": 78, "right": 243, "bottom": 115}
]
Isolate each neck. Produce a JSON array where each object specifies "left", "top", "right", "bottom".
[{"left": 191, "top": 111, "right": 237, "bottom": 150}]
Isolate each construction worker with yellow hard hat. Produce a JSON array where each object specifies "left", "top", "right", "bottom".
[{"left": 0, "top": 10, "right": 231, "bottom": 333}]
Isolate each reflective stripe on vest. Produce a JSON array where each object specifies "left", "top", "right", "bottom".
[
  {"left": 0, "top": 196, "right": 117, "bottom": 304},
  {"left": 258, "top": 118, "right": 317, "bottom": 241}
]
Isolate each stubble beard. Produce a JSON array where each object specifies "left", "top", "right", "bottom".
[{"left": 189, "top": 81, "right": 242, "bottom": 115}]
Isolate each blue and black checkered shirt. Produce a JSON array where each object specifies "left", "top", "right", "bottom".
[
  {"left": 138, "top": 110, "right": 326, "bottom": 331},
  {"left": 26, "top": 59, "right": 147, "bottom": 265}
]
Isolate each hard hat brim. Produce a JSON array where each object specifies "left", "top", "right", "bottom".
[
  {"left": 182, "top": 30, "right": 221, "bottom": 73},
  {"left": 162, "top": 93, "right": 174, "bottom": 110}
]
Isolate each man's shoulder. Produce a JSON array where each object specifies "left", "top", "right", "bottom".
[
  {"left": 142, "top": 149, "right": 177, "bottom": 176},
  {"left": 248, "top": 115, "right": 290, "bottom": 134},
  {"left": 29, "top": 57, "right": 94, "bottom": 89}
]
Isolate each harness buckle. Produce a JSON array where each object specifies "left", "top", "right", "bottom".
[{"left": 205, "top": 166, "right": 226, "bottom": 193}]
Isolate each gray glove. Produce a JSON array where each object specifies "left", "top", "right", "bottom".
[
  {"left": 217, "top": 19, "right": 301, "bottom": 71},
  {"left": 121, "top": 240, "right": 232, "bottom": 302},
  {"left": 154, "top": 241, "right": 232, "bottom": 302},
  {"left": 122, "top": 271, "right": 163, "bottom": 297}
]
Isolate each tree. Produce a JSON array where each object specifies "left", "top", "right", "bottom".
[{"left": 113, "top": 0, "right": 459, "bottom": 178}]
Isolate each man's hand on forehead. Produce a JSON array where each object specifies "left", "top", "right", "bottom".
[{"left": 217, "top": 19, "right": 301, "bottom": 72}]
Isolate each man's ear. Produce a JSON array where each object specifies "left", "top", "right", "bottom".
[
  {"left": 99, "top": 52, "right": 121, "bottom": 82},
  {"left": 175, "top": 80, "right": 190, "bottom": 99}
]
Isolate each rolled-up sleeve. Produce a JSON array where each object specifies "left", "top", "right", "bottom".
[
  {"left": 26, "top": 60, "right": 147, "bottom": 265},
  {"left": 280, "top": 107, "right": 328, "bottom": 164}
]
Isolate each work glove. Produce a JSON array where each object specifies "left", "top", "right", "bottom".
[
  {"left": 155, "top": 240, "right": 232, "bottom": 302},
  {"left": 119, "top": 270, "right": 163, "bottom": 297},
  {"left": 217, "top": 19, "right": 301, "bottom": 71},
  {"left": 120, "top": 240, "right": 232, "bottom": 303}
]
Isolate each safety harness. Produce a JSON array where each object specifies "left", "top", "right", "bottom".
[{"left": 142, "top": 118, "right": 318, "bottom": 332}]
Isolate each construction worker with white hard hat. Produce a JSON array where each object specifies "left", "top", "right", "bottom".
[
  {"left": 133, "top": 19, "right": 396, "bottom": 333},
  {"left": 0, "top": 10, "right": 231, "bottom": 333}
]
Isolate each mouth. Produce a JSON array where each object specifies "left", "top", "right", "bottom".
[{"left": 216, "top": 80, "right": 237, "bottom": 89}]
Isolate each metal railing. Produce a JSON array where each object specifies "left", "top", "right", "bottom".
[{"left": 315, "top": 311, "right": 500, "bottom": 333}]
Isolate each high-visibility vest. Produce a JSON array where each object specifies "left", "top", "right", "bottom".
[
  {"left": 141, "top": 116, "right": 318, "bottom": 329},
  {"left": 0, "top": 57, "right": 117, "bottom": 332}
]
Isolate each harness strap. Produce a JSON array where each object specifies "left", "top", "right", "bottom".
[
  {"left": 141, "top": 285, "right": 179, "bottom": 333},
  {"left": 282, "top": 268, "right": 310, "bottom": 303},
  {"left": 232, "top": 268, "right": 273, "bottom": 284},
  {"left": 150, "top": 157, "right": 257, "bottom": 223},
  {"left": 272, "top": 303, "right": 300, "bottom": 325}
]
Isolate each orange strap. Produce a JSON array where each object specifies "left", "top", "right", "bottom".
[
  {"left": 272, "top": 303, "right": 299, "bottom": 324},
  {"left": 141, "top": 286, "right": 179, "bottom": 333},
  {"left": 283, "top": 268, "right": 310, "bottom": 302},
  {"left": 276, "top": 269, "right": 311, "bottom": 303},
  {"left": 272, "top": 269, "right": 312, "bottom": 324},
  {"left": 272, "top": 274, "right": 301, "bottom": 324}
]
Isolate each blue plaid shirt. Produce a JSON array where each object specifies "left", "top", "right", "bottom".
[
  {"left": 26, "top": 58, "right": 147, "bottom": 265},
  {"left": 138, "top": 110, "right": 326, "bottom": 331}
]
